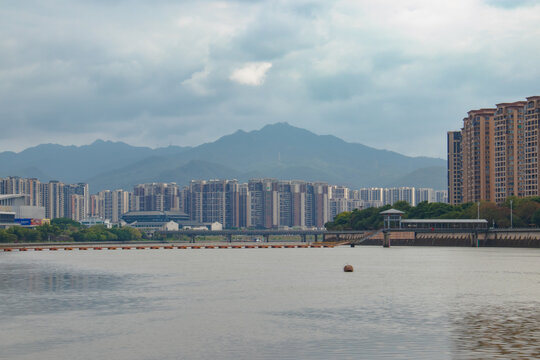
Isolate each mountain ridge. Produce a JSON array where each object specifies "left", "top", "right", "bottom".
[{"left": 0, "top": 123, "right": 446, "bottom": 192}]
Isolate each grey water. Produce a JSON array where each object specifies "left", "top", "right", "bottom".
[{"left": 1, "top": 247, "right": 539, "bottom": 360}]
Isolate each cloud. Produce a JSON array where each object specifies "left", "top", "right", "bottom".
[
  {"left": 1, "top": 0, "right": 540, "bottom": 158},
  {"left": 229, "top": 62, "right": 272, "bottom": 86},
  {"left": 182, "top": 68, "right": 213, "bottom": 96}
]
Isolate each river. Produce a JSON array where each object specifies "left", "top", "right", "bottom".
[{"left": 1, "top": 246, "right": 539, "bottom": 359}]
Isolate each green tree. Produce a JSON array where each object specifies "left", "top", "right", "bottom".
[
  {"left": 531, "top": 209, "right": 540, "bottom": 227},
  {"left": 0, "top": 229, "right": 17, "bottom": 243},
  {"left": 51, "top": 218, "right": 81, "bottom": 230}
]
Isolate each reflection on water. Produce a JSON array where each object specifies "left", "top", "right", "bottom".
[
  {"left": 0, "top": 262, "right": 153, "bottom": 318},
  {"left": 452, "top": 304, "right": 540, "bottom": 359}
]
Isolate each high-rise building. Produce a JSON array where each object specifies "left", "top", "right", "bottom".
[
  {"left": 448, "top": 96, "right": 540, "bottom": 204},
  {"left": 238, "top": 183, "right": 251, "bottom": 228},
  {"left": 40, "top": 180, "right": 65, "bottom": 219},
  {"left": 89, "top": 194, "right": 101, "bottom": 217},
  {"left": 0, "top": 177, "right": 41, "bottom": 206},
  {"left": 189, "top": 180, "right": 239, "bottom": 228},
  {"left": 133, "top": 183, "right": 180, "bottom": 212},
  {"left": 0, "top": 177, "right": 90, "bottom": 220},
  {"left": 70, "top": 194, "right": 86, "bottom": 221},
  {"left": 63, "top": 183, "right": 89, "bottom": 220},
  {"left": 447, "top": 131, "right": 463, "bottom": 205},
  {"left": 493, "top": 102, "right": 526, "bottom": 202},
  {"left": 98, "top": 189, "right": 130, "bottom": 223},
  {"left": 245, "top": 179, "right": 329, "bottom": 229},
  {"left": 524, "top": 96, "right": 540, "bottom": 196},
  {"left": 462, "top": 108, "right": 496, "bottom": 203}
]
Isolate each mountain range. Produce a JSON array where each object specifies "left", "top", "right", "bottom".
[{"left": 0, "top": 123, "right": 447, "bottom": 192}]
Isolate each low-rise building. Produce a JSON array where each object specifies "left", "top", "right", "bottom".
[
  {"left": 127, "top": 220, "right": 180, "bottom": 234},
  {"left": 80, "top": 217, "right": 112, "bottom": 229},
  {"left": 0, "top": 210, "right": 16, "bottom": 229}
]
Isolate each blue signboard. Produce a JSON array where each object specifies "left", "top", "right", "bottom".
[{"left": 15, "top": 218, "right": 32, "bottom": 226}]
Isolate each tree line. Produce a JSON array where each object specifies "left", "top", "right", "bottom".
[
  {"left": 325, "top": 197, "right": 540, "bottom": 231},
  {"left": 0, "top": 218, "right": 144, "bottom": 243}
]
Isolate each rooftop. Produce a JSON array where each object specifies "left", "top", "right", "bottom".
[{"left": 380, "top": 209, "right": 405, "bottom": 215}]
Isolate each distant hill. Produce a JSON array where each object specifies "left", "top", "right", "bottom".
[
  {"left": 0, "top": 123, "right": 447, "bottom": 192},
  {"left": 0, "top": 140, "right": 190, "bottom": 184},
  {"left": 384, "top": 166, "right": 447, "bottom": 190}
]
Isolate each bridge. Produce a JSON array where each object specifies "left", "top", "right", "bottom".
[
  {"left": 157, "top": 227, "right": 540, "bottom": 248},
  {"left": 155, "top": 229, "right": 373, "bottom": 243}
]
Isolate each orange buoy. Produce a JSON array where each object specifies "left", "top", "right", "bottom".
[
  {"left": 19, "top": 248, "right": 28, "bottom": 251},
  {"left": 64, "top": 247, "right": 73, "bottom": 251},
  {"left": 34, "top": 247, "right": 43, "bottom": 251},
  {"left": 136, "top": 246, "right": 145, "bottom": 250},
  {"left": 79, "top": 247, "right": 88, "bottom": 250},
  {"left": 3, "top": 248, "right": 13, "bottom": 252},
  {"left": 122, "top": 247, "right": 131, "bottom": 250},
  {"left": 344, "top": 265, "right": 354, "bottom": 272},
  {"left": 218, "top": 245, "right": 228, "bottom": 249},
  {"left": 177, "top": 246, "right": 187, "bottom": 249},
  {"left": 49, "top": 247, "right": 58, "bottom": 251},
  {"left": 164, "top": 246, "right": 173, "bottom": 249}
]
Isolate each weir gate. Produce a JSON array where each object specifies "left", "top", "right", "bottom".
[{"left": 158, "top": 228, "right": 540, "bottom": 248}]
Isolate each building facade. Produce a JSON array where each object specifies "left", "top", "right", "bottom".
[
  {"left": 448, "top": 96, "right": 540, "bottom": 204},
  {"left": 447, "top": 131, "right": 463, "bottom": 205}
]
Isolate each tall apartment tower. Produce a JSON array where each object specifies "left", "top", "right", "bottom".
[
  {"left": 0, "top": 177, "right": 41, "bottom": 206},
  {"left": 40, "top": 181, "right": 65, "bottom": 219},
  {"left": 133, "top": 183, "right": 180, "bottom": 212},
  {"left": 189, "top": 180, "right": 239, "bottom": 228},
  {"left": 63, "top": 183, "right": 89, "bottom": 220},
  {"left": 238, "top": 183, "right": 251, "bottom": 228},
  {"left": 310, "top": 182, "right": 329, "bottom": 228},
  {"left": 461, "top": 109, "right": 496, "bottom": 203},
  {"left": 524, "top": 96, "right": 540, "bottom": 196},
  {"left": 447, "top": 131, "right": 463, "bottom": 205},
  {"left": 291, "top": 181, "right": 307, "bottom": 227},
  {"left": 89, "top": 194, "right": 101, "bottom": 217},
  {"left": 98, "top": 189, "right": 130, "bottom": 223},
  {"left": 448, "top": 96, "right": 540, "bottom": 204},
  {"left": 70, "top": 195, "right": 86, "bottom": 221},
  {"left": 248, "top": 179, "right": 278, "bottom": 228},
  {"left": 493, "top": 102, "right": 526, "bottom": 201}
]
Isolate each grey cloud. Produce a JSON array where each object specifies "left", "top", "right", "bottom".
[
  {"left": 306, "top": 73, "right": 370, "bottom": 102},
  {"left": 1, "top": 0, "right": 539, "bottom": 157}
]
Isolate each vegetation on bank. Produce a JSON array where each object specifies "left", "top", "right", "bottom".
[
  {"left": 325, "top": 197, "right": 540, "bottom": 230},
  {"left": 0, "top": 218, "right": 144, "bottom": 243}
]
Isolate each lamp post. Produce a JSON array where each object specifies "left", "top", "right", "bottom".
[
  {"left": 510, "top": 199, "right": 513, "bottom": 229},
  {"left": 477, "top": 201, "right": 480, "bottom": 220}
]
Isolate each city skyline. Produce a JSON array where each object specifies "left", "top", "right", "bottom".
[
  {"left": 2, "top": 1, "right": 540, "bottom": 157},
  {"left": 0, "top": 175, "right": 448, "bottom": 228}
]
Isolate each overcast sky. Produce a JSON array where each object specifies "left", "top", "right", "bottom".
[{"left": 1, "top": 0, "right": 539, "bottom": 157}]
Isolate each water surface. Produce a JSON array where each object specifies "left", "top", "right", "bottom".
[{"left": 1, "top": 247, "right": 539, "bottom": 359}]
